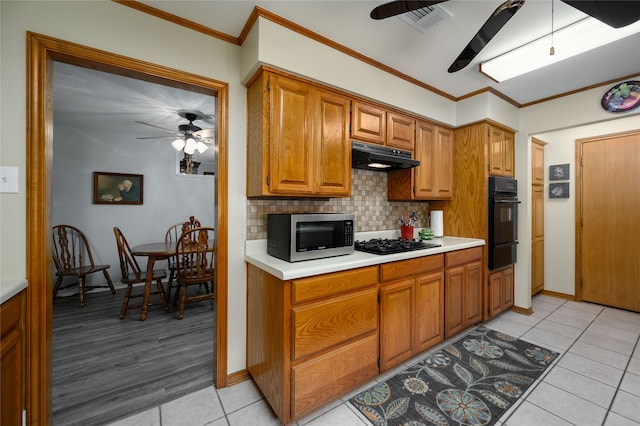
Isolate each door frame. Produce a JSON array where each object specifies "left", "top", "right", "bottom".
[
  {"left": 25, "top": 32, "right": 229, "bottom": 424},
  {"left": 574, "top": 129, "right": 639, "bottom": 303}
]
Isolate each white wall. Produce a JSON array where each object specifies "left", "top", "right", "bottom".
[
  {"left": 52, "top": 123, "right": 216, "bottom": 285},
  {"left": 2, "top": 0, "right": 639, "bottom": 379},
  {"left": 514, "top": 81, "right": 640, "bottom": 309},
  {"left": 252, "top": 17, "right": 458, "bottom": 126},
  {"left": 0, "top": 0, "right": 248, "bottom": 373},
  {"left": 534, "top": 116, "right": 640, "bottom": 296}
]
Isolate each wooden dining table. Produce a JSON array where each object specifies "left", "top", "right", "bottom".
[
  {"left": 130, "top": 238, "right": 215, "bottom": 320},
  {"left": 130, "top": 241, "right": 174, "bottom": 321}
]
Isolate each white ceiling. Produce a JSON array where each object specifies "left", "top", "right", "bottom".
[
  {"left": 136, "top": 0, "right": 640, "bottom": 105},
  {"left": 53, "top": 0, "right": 640, "bottom": 140}
]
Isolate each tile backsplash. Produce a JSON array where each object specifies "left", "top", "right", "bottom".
[{"left": 246, "top": 168, "right": 431, "bottom": 239}]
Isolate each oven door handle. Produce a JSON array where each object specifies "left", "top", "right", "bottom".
[{"left": 493, "top": 200, "right": 521, "bottom": 204}]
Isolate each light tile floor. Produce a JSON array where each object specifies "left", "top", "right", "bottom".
[{"left": 106, "top": 294, "right": 640, "bottom": 426}]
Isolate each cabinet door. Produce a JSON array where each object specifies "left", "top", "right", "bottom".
[
  {"left": 445, "top": 265, "right": 464, "bottom": 338},
  {"left": 503, "top": 131, "right": 515, "bottom": 177},
  {"left": 488, "top": 270, "right": 504, "bottom": 318},
  {"left": 351, "top": 101, "right": 386, "bottom": 145},
  {"left": 503, "top": 266, "right": 514, "bottom": 309},
  {"left": 489, "top": 125, "right": 505, "bottom": 176},
  {"left": 314, "top": 90, "right": 351, "bottom": 196},
  {"left": 532, "top": 185, "right": 545, "bottom": 295},
  {"left": 380, "top": 279, "right": 414, "bottom": 371},
  {"left": 269, "top": 74, "right": 314, "bottom": 194},
  {"left": 1, "top": 294, "right": 23, "bottom": 426},
  {"left": 415, "top": 271, "right": 444, "bottom": 352},
  {"left": 464, "top": 261, "right": 483, "bottom": 326},
  {"left": 413, "top": 121, "right": 436, "bottom": 199},
  {"left": 532, "top": 140, "right": 545, "bottom": 185},
  {"left": 387, "top": 112, "right": 415, "bottom": 151},
  {"left": 435, "top": 126, "right": 454, "bottom": 198}
]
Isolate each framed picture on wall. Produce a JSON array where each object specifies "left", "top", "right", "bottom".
[
  {"left": 549, "top": 182, "right": 569, "bottom": 199},
  {"left": 93, "top": 172, "right": 143, "bottom": 205},
  {"left": 549, "top": 164, "right": 570, "bottom": 181}
]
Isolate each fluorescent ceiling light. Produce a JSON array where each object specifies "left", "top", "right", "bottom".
[{"left": 480, "top": 17, "right": 640, "bottom": 82}]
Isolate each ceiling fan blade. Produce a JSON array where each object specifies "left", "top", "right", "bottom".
[
  {"left": 448, "top": 0, "right": 525, "bottom": 73},
  {"left": 193, "top": 128, "right": 215, "bottom": 139},
  {"left": 370, "top": 0, "right": 448, "bottom": 20},
  {"left": 561, "top": 1, "right": 640, "bottom": 28},
  {"left": 135, "top": 136, "right": 176, "bottom": 140},
  {"left": 134, "top": 120, "right": 178, "bottom": 134}
]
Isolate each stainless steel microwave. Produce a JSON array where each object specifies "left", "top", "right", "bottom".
[{"left": 267, "top": 213, "right": 355, "bottom": 262}]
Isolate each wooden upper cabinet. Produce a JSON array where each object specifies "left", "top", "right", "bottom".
[
  {"left": 489, "top": 124, "right": 515, "bottom": 177},
  {"left": 532, "top": 138, "right": 545, "bottom": 186},
  {"left": 314, "top": 89, "right": 352, "bottom": 196},
  {"left": 351, "top": 100, "right": 415, "bottom": 151},
  {"left": 270, "top": 74, "right": 314, "bottom": 194},
  {"left": 351, "top": 100, "right": 386, "bottom": 145},
  {"left": 246, "top": 70, "right": 351, "bottom": 197},
  {"left": 388, "top": 120, "right": 453, "bottom": 201},
  {"left": 387, "top": 112, "right": 415, "bottom": 151}
]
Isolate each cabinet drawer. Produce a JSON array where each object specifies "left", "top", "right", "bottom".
[
  {"left": 292, "top": 266, "right": 378, "bottom": 304},
  {"left": 1, "top": 293, "right": 23, "bottom": 336},
  {"left": 292, "top": 334, "right": 378, "bottom": 418},
  {"left": 380, "top": 254, "right": 443, "bottom": 282},
  {"left": 292, "top": 288, "right": 378, "bottom": 360},
  {"left": 445, "top": 247, "right": 482, "bottom": 268}
]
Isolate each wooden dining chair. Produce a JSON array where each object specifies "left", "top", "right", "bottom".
[
  {"left": 113, "top": 227, "right": 169, "bottom": 320},
  {"left": 175, "top": 226, "right": 215, "bottom": 320},
  {"left": 165, "top": 215, "right": 202, "bottom": 303},
  {"left": 52, "top": 224, "right": 116, "bottom": 307}
]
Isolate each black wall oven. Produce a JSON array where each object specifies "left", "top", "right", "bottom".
[{"left": 488, "top": 176, "right": 520, "bottom": 270}]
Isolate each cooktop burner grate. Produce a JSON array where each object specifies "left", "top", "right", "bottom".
[{"left": 354, "top": 238, "right": 441, "bottom": 255}]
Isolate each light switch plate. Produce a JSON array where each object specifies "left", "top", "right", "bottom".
[{"left": 0, "top": 166, "right": 19, "bottom": 193}]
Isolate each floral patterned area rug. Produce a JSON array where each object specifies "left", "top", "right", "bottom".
[{"left": 349, "top": 326, "right": 559, "bottom": 426}]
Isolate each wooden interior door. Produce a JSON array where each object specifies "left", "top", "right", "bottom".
[{"left": 578, "top": 130, "right": 640, "bottom": 312}]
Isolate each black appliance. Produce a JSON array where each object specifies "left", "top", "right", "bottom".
[
  {"left": 488, "top": 176, "right": 520, "bottom": 270},
  {"left": 352, "top": 141, "right": 420, "bottom": 171},
  {"left": 354, "top": 238, "right": 441, "bottom": 255},
  {"left": 267, "top": 213, "right": 354, "bottom": 262}
]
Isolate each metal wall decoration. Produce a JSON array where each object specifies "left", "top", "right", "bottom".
[
  {"left": 549, "top": 164, "right": 569, "bottom": 181},
  {"left": 549, "top": 182, "right": 569, "bottom": 199},
  {"left": 601, "top": 81, "right": 640, "bottom": 113}
]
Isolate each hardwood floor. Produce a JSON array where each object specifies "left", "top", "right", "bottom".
[{"left": 52, "top": 285, "right": 215, "bottom": 426}]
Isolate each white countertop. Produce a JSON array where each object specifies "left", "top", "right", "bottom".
[
  {"left": 1, "top": 278, "right": 28, "bottom": 305},
  {"left": 245, "top": 235, "right": 485, "bottom": 281}
]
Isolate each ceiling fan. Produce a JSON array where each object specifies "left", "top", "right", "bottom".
[
  {"left": 136, "top": 109, "right": 215, "bottom": 155},
  {"left": 370, "top": 0, "right": 640, "bottom": 73}
]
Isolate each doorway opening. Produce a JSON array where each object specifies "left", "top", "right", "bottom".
[
  {"left": 51, "top": 60, "right": 220, "bottom": 424},
  {"left": 26, "top": 32, "right": 229, "bottom": 424}
]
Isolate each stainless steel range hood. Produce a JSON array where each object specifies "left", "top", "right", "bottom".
[{"left": 352, "top": 141, "right": 420, "bottom": 171}]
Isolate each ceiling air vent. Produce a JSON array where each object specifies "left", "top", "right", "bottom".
[{"left": 399, "top": 4, "right": 453, "bottom": 32}]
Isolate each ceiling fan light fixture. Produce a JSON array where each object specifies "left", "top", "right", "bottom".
[
  {"left": 479, "top": 17, "right": 640, "bottom": 82},
  {"left": 195, "top": 141, "right": 208, "bottom": 154},
  {"left": 184, "top": 137, "right": 197, "bottom": 155},
  {"left": 171, "top": 138, "right": 186, "bottom": 151}
]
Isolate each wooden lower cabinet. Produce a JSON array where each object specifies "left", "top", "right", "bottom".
[
  {"left": 379, "top": 255, "right": 444, "bottom": 371},
  {"left": 247, "top": 264, "right": 379, "bottom": 424},
  {"left": 488, "top": 265, "right": 514, "bottom": 318},
  {"left": 1, "top": 292, "right": 24, "bottom": 426},
  {"left": 247, "top": 247, "right": 485, "bottom": 423},
  {"left": 444, "top": 247, "right": 483, "bottom": 338}
]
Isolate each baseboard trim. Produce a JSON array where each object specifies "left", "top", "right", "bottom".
[
  {"left": 226, "top": 369, "right": 250, "bottom": 387},
  {"left": 510, "top": 305, "right": 533, "bottom": 316},
  {"left": 540, "top": 290, "right": 576, "bottom": 301}
]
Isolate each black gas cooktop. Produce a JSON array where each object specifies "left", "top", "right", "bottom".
[{"left": 354, "top": 238, "right": 441, "bottom": 255}]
